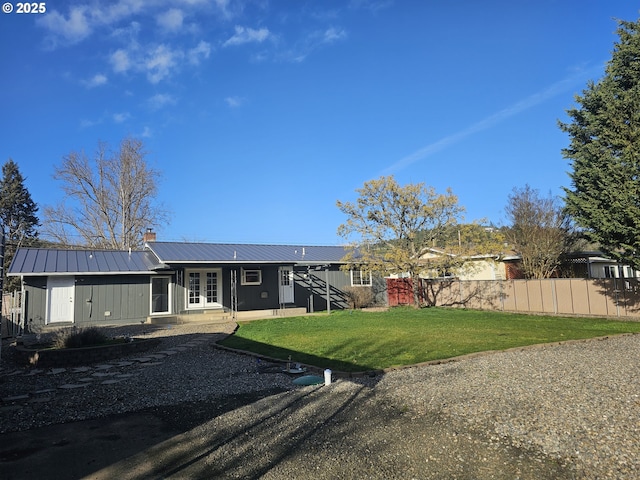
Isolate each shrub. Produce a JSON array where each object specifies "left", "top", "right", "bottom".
[
  {"left": 342, "top": 286, "right": 375, "bottom": 309},
  {"left": 52, "top": 327, "right": 108, "bottom": 349}
]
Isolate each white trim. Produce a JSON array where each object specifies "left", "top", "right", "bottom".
[
  {"left": 150, "top": 275, "right": 172, "bottom": 315},
  {"left": 350, "top": 269, "right": 372, "bottom": 287},
  {"left": 46, "top": 276, "right": 75, "bottom": 324},
  {"left": 241, "top": 268, "right": 262, "bottom": 286},
  {"left": 185, "top": 268, "right": 223, "bottom": 309}
]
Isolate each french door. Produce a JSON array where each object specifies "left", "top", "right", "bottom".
[{"left": 186, "top": 269, "right": 222, "bottom": 309}]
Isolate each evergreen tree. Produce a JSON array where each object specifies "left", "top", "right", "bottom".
[
  {"left": 0, "top": 159, "right": 39, "bottom": 291},
  {"left": 561, "top": 18, "right": 640, "bottom": 271}
]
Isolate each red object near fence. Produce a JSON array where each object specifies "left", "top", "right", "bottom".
[{"left": 386, "top": 278, "right": 423, "bottom": 306}]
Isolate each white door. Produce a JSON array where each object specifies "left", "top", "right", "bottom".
[
  {"left": 279, "top": 267, "right": 294, "bottom": 304},
  {"left": 187, "top": 270, "right": 222, "bottom": 309},
  {"left": 47, "top": 276, "right": 75, "bottom": 323}
]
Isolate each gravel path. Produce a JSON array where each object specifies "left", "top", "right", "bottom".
[{"left": 1, "top": 323, "right": 639, "bottom": 479}]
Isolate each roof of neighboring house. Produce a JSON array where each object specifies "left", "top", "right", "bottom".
[
  {"left": 145, "top": 242, "right": 350, "bottom": 265},
  {"left": 8, "top": 248, "right": 163, "bottom": 276}
]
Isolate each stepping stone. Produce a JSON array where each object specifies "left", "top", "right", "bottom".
[
  {"left": 59, "top": 383, "right": 91, "bottom": 389},
  {"left": 171, "top": 347, "right": 187, "bottom": 351},
  {"left": 47, "top": 368, "right": 67, "bottom": 375},
  {"left": 72, "top": 367, "right": 92, "bottom": 373},
  {"left": 25, "top": 369, "right": 43, "bottom": 376},
  {"left": 2, "top": 394, "right": 29, "bottom": 402},
  {"left": 137, "top": 362, "right": 163, "bottom": 367},
  {"left": 34, "top": 389, "right": 56, "bottom": 395},
  {"left": 78, "top": 377, "right": 94, "bottom": 382},
  {"left": 100, "top": 379, "right": 122, "bottom": 385},
  {"left": 6, "top": 370, "right": 25, "bottom": 376},
  {"left": 132, "top": 357, "right": 152, "bottom": 362},
  {"left": 146, "top": 354, "right": 166, "bottom": 359},
  {"left": 91, "top": 372, "right": 115, "bottom": 377},
  {"left": 115, "top": 374, "right": 136, "bottom": 379},
  {"left": 157, "top": 350, "right": 178, "bottom": 355},
  {"left": 113, "top": 361, "right": 134, "bottom": 367},
  {"left": 95, "top": 364, "right": 115, "bottom": 370}
]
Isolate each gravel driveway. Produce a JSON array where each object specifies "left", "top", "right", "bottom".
[{"left": 1, "top": 323, "right": 639, "bottom": 479}]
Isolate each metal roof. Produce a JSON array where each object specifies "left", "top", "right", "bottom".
[
  {"left": 8, "top": 248, "right": 163, "bottom": 276},
  {"left": 145, "top": 242, "right": 350, "bottom": 264}
]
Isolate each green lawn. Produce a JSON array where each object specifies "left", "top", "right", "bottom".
[{"left": 220, "top": 308, "right": 640, "bottom": 372}]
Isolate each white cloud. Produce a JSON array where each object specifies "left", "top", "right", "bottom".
[
  {"left": 100, "top": 0, "right": 146, "bottom": 25},
  {"left": 223, "top": 25, "right": 271, "bottom": 47},
  {"left": 37, "top": 1, "right": 148, "bottom": 47},
  {"left": 37, "top": 6, "right": 92, "bottom": 46},
  {"left": 110, "top": 49, "right": 131, "bottom": 73},
  {"left": 145, "top": 45, "right": 181, "bottom": 83},
  {"left": 110, "top": 40, "right": 210, "bottom": 83},
  {"left": 80, "top": 117, "right": 101, "bottom": 128},
  {"left": 148, "top": 93, "right": 177, "bottom": 110},
  {"left": 110, "top": 21, "right": 141, "bottom": 44},
  {"left": 113, "top": 112, "right": 131, "bottom": 123},
  {"left": 188, "top": 41, "right": 211, "bottom": 65},
  {"left": 382, "top": 67, "right": 603, "bottom": 174},
  {"left": 281, "top": 26, "right": 348, "bottom": 63},
  {"left": 322, "top": 27, "right": 347, "bottom": 44},
  {"left": 84, "top": 73, "right": 108, "bottom": 88},
  {"left": 157, "top": 8, "right": 184, "bottom": 33},
  {"left": 37, "top": 1, "right": 211, "bottom": 47},
  {"left": 140, "top": 126, "right": 152, "bottom": 138},
  {"left": 225, "top": 96, "right": 244, "bottom": 108}
]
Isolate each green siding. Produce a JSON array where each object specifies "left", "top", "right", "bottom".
[
  {"left": 23, "top": 277, "right": 47, "bottom": 331},
  {"left": 75, "top": 275, "right": 150, "bottom": 323}
]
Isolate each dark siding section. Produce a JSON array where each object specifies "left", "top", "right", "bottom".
[
  {"left": 217, "top": 266, "right": 281, "bottom": 312},
  {"left": 23, "top": 277, "right": 47, "bottom": 332},
  {"left": 75, "top": 275, "right": 150, "bottom": 324},
  {"left": 293, "top": 267, "right": 351, "bottom": 311}
]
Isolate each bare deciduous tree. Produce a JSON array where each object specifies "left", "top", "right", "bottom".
[
  {"left": 43, "top": 137, "right": 168, "bottom": 249},
  {"left": 505, "top": 185, "right": 572, "bottom": 279}
]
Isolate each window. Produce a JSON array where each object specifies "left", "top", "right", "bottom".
[
  {"left": 206, "top": 272, "right": 218, "bottom": 303},
  {"left": 241, "top": 268, "right": 262, "bottom": 285},
  {"left": 604, "top": 265, "right": 620, "bottom": 278},
  {"left": 351, "top": 269, "right": 372, "bottom": 287},
  {"left": 189, "top": 272, "right": 201, "bottom": 304}
]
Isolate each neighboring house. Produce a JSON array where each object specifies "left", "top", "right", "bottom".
[
  {"left": 562, "top": 251, "right": 640, "bottom": 279},
  {"left": 387, "top": 248, "right": 508, "bottom": 281},
  {"left": 503, "top": 251, "right": 640, "bottom": 280},
  {"left": 8, "top": 239, "right": 383, "bottom": 331}
]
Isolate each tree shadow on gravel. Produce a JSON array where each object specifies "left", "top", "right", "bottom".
[
  {"left": 37, "top": 383, "right": 575, "bottom": 480},
  {"left": 0, "top": 327, "right": 577, "bottom": 480},
  {"left": 1, "top": 377, "right": 577, "bottom": 480}
]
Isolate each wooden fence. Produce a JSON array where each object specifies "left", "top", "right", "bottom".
[
  {"left": 1, "top": 291, "right": 23, "bottom": 338},
  {"left": 387, "top": 277, "right": 640, "bottom": 319}
]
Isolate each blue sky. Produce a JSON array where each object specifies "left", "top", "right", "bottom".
[{"left": 1, "top": 1, "right": 638, "bottom": 246}]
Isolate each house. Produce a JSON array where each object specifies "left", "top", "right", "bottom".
[
  {"left": 560, "top": 251, "right": 640, "bottom": 279},
  {"left": 8, "top": 239, "right": 383, "bottom": 331},
  {"left": 386, "top": 248, "right": 508, "bottom": 281}
]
